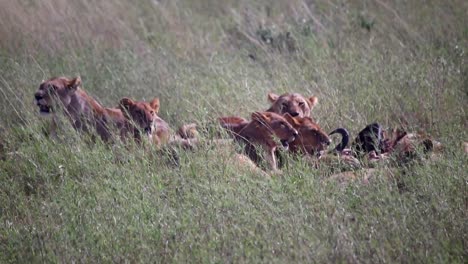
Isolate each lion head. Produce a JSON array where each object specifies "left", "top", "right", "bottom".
[
  {"left": 251, "top": 111, "right": 298, "bottom": 149},
  {"left": 119, "top": 97, "right": 160, "bottom": 139},
  {"left": 267, "top": 92, "right": 318, "bottom": 118},
  {"left": 286, "top": 116, "right": 332, "bottom": 156},
  {"left": 34, "top": 76, "right": 82, "bottom": 114}
]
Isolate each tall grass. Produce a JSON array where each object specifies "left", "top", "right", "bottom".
[{"left": 0, "top": 0, "right": 467, "bottom": 262}]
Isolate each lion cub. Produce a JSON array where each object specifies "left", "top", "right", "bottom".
[
  {"left": 286, "top": 116, "right": 332, "bottom": 156},
  {"left": 221, "top": 112, "right": 298, "bottom": 171},
  {"left": 118, "top": 97, "right": 196, "bottom": 148},
  {"left": 119, "top": 97, "right": 166, "bottom": 144}
]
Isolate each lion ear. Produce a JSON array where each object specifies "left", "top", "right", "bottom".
[
  {"left": 268, "top": 93, "right": 279, "bottom": 103},
  {"left": 119, "top": 97, "right": 135, "bottom": 112},
  {"left": 149, "top": 97, "right": 160, "bottom": 113},
  {"left": 308, "top": 96, "right": 318, "bottom": 109},
  {"left": 67, "top": 76, "right": 82, "bottom": 91},
  {"left": 251, "top": 112, "right": 270, "bottom": 123}
]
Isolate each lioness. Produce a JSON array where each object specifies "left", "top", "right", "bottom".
[
  {"left": 219, "top": 93, "right": 318, "bottom": 133},
  {"left": 225, "top": 111, "right": 298, "bottom": 171},
  {"left": 217, "top": 92, "right": 318, "bottom": 138},
  {"left": 34, "top": 76, "right": 126, "bottom": 142},
  {"left": 118, "top": 97, "right": 197, "bottom": 148},
  {"left": 267, "top": 92, "right": 319, "bottom": 117}
]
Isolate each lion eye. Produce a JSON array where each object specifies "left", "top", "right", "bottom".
[
  {"left": 150, "top": 110, "right": 154, "bottom": 115},
  {"left": 282, "top": 103, "right": 288, "bottom": 108},
  {"left": 298, "top": 102, "right": 305, "bottom": 107},
  {"left": 280, "top": 123, "right": 286, "bottom": 129}
]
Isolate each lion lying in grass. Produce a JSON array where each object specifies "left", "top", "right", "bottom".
[
  {"left": 267, "top": 92, "right": 319, "bottom": 118},
  {"left": 118, "top": 97, "right": 197, "bottom": 148},
  {"left": 34, "top": 76, "right": 127, "bottom": 142}
]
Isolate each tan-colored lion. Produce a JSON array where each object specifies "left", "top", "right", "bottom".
[
  {"left": 286, "top": 115, "right": 331, "bottom": 156},
  {"left": 34, "top": 76, "right": 126, "bottom": 142},
  {"left": 118, "top": 97, "right": 197, "bottom": 148},
  {"left": 267, "top": 92, "right": 319, "bottom": 117}
]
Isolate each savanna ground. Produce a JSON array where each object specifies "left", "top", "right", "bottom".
[{"left": 0, "top": 0, "right": 467, "bottom": 262}]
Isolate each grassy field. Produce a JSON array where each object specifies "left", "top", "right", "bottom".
[{"left": 0, "top": 0, "right": 467, "bottom": 262}]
